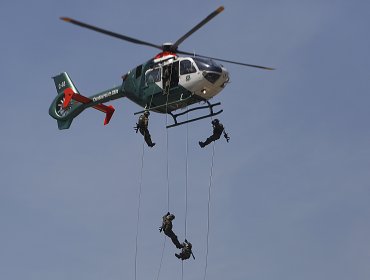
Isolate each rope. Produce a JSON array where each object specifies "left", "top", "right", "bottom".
[
  {"left": 184, "top": 110, "right": 189, "bottom": 238},
  {"left": 134, "top": 76, "right": 156, "bottom": 280},
  {"left": 155, "top": 236, "right": 167, "bottom": 280},
  {"left": 134, "top": 141, "right": 145, "bottom": 280},
  {"left": 203, "top": 141, "right": 216, "bottom": 280},
  {"left": 157, "top": 60, "right": 174, "bottom": 280},
  {"left": 164, "top": 62, "right": 173, "bottom": 212},
  {"left": 181, "top": 260, "right": 184, "bottom": 280},
  {"left": 166, "top": 120, "right": 170, "bottom": 211},
  {"left": 134, "top": 63, "right": 175, "bottom": 280},
  {"left": 181, "top": 111, "right": 190, "bottom": 280}
]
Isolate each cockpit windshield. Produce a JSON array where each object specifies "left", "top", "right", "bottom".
[{"left": 193, "top": 57, "right": 222, "bottom": 73}]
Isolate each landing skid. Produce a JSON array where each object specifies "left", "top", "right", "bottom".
[
  {"left": 167, "top": 101, "right": 223, "bottom": 128},
  {"left": 133, "top": 98, "right": 223, "bottom": 129}
]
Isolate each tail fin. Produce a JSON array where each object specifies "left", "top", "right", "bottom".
[
  {"left": 49, "top": 72, "right": 81, "bottom": 129},
  {"left": 49, "top": 72, "right": 116, "bottom": 130},
  {"left": 52, "top": 72, "right": 80, "bottom": 95}
]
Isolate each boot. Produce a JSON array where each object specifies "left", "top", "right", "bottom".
[{"left": 199, "top": 141, "right": 205, "bottom": 148}]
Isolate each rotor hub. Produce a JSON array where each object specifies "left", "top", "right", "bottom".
[{"left": 162, "top": 42, "right": 176, "bottom": 52}]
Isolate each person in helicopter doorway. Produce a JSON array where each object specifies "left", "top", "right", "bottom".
[
  {"left": 135, "top": 111, "right": 155, "bottom": 147},
  {"left": 159, "top": 212, "right": 183, "bottom": 249},
  {"left": 199, "top": 119, "right": 230, "bottom": 148},
  {"left": 175, "top": 239, "right": 195, "bottom": 260}
]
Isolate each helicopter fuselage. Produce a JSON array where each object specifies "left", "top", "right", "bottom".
[{"left": 122, "top": 53, "right": 230, "bottom": 113}]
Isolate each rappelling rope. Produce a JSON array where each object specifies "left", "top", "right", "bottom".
[
  {"left": 134, "top": 83, "right": 156, "bottom": 280},
  {"left": 184, "top": 109, "right": 189, "bottom": 238},
  {"left": 181, "top": 111, "right": 190, "bottom": 280},
  {"left": 140, "top": 81, "right": 169, "bottom": 280},
  {"left": 134, "top": 140, "right": 145, "bottom": 280},
  {"left": 156, "top": 60, "right": 174, "bottom": 280},
  {"left": 155, "top": 236, "right": 167, "bottom": 280},
  {"left": 164, "top": 62, "right": 173, "bottom": 212},
  {"left": 203, "top": 141, "right": 216, "bottom": 280},
  {"left": 181, "top": 261, "right": 184, "bottom": 280},
  {"left": 166, "top": 120, "right": 170, "bottom": 212}
]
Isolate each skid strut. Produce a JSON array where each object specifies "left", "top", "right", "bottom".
[
  {"left": 134, "top": 98, "right": 223, "bottom": 128},
  {"left": 167, "top": 101, "right": 223, "bottom": 128}
]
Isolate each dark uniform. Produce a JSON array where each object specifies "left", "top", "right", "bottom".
[
  {"left": 162, "top": 66, "right": 171, "bottom": 94},
  {"left": 199, "top": 119, "right": 230, "bottom": 148},
  {"left": 135, "top": 111, "right": 155, "bottom": 147},
  {"left": 175, "top": 239, "right": 194, "bottom": 260},
  {"left": 159, "top": 212, "right": 183, "bottom": 249}
]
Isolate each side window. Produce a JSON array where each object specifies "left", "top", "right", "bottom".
[
  {"left": 135, "top": 65, "right": 142, "bottom": 78},
  {"left": 145, "top": 68, "right": 161, "bottom": 84},
  {"left": 180, "top": 60, "right": 197, "bottom": 75}
]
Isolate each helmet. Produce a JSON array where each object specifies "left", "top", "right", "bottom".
[
  {"left": 144, "top": 111, "right": 150, "bottom": 116},
  {"left": 212, "top": 119, "right": 219, "bottom": 125},
  {"left": 168, "top": 214, "right": 175, "bottom": 220}
]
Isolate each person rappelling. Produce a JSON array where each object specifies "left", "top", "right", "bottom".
[
  {"left": 175, "top": 239, "right": 195, "bottom": 260},
  {"left": 135, "top": 111, "right": 156, "bottom": 147},
  {"left": 199, "top": 119, "right": 230, "bottom": 148},
  {"left": 159, "top": 212, "right": 183, "bottom": 249}
]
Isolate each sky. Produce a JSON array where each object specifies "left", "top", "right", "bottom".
[{"left": 1, "top": 0, "right": 370, "bottom": 280}]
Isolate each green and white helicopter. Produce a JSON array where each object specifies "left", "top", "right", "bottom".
[{"left": 49, "top": 6, "right": 273, "bottom": 129}]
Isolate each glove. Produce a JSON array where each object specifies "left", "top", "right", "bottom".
[
  {"left": 134, "top": 124, "right": 139, "bottom": 133},
  {"left": 224, "top": 132, "right": 230, "bottom": 142},
  {"left": 159, "top": 226, "right": 163, "bottom": 232}
]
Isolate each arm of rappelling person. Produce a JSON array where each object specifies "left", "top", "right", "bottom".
[{"left": 224, "top": 131, "right": 230, "bottom": 142}]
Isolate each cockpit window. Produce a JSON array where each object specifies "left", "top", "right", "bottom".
[
  {"left": 145, "top": 67, "right": 161, "bottom": 84},
  {"left": 135, "top": 65, "right": 142, "bottom": 78},
  {"left": 193, "top": 57, "right": 222, "bottom": 73},
  {"left": 180, "top": 60, "right": 197, "bottom": 75}
]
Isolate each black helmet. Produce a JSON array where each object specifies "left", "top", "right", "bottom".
[
  {"left": 212, "top": 119, "right": 219, "bottom": 125},
  {"left": 168, "top": 214, "right": 175, "bottom": 220},
  {"left": 144, "top": 111, "right": 150, "bottom": 116}
]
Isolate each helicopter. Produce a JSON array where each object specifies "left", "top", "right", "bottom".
[{"left": 49, "top": 6, "right": 274, "bottom": 130}]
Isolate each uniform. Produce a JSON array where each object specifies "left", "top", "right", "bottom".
[
  {"left": 159, "top": 212, "right": 183, "bottom": 249},
  {"left": 175, "top": 239, "right": 194, "bottom": 260},
  {"left": 199, "top": 119, "right": 230, "bottom": 147},
  {"left": 136, "top": 111, "right": 155, "bottom": 147}
]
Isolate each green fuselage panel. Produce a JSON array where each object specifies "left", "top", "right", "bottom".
[{"left": 122, "top": 61, "right": 200, "bottom": 114}]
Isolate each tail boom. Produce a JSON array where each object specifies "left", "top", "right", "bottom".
[
  {"left": 49, "top": 72, "right": 123, "bottom": 129},
  {"left": 63, "top": 87, "right": 115, "bottom": 125}
]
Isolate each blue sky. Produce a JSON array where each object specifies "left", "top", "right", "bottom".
[{"left": 1, "top": 1, "right": 370, "bottom": 280}]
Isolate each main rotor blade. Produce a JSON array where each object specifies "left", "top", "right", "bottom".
[
  {"left": 172, "top": 6, "right": 224, "bottom": 50},
  {"left": 177, "top": 50, "right": 275, "bottom": 70},
  {"left": 60, "top": 17, "right": 162, "bottom": 50}
]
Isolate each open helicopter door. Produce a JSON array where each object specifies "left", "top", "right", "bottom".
[{"left": 162, "top": 61, "right": 179, "bottom": 92}]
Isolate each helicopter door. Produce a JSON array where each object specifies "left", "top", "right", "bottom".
[{"left": 162, "top": 61, "right": 179, "bottom": 93}]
